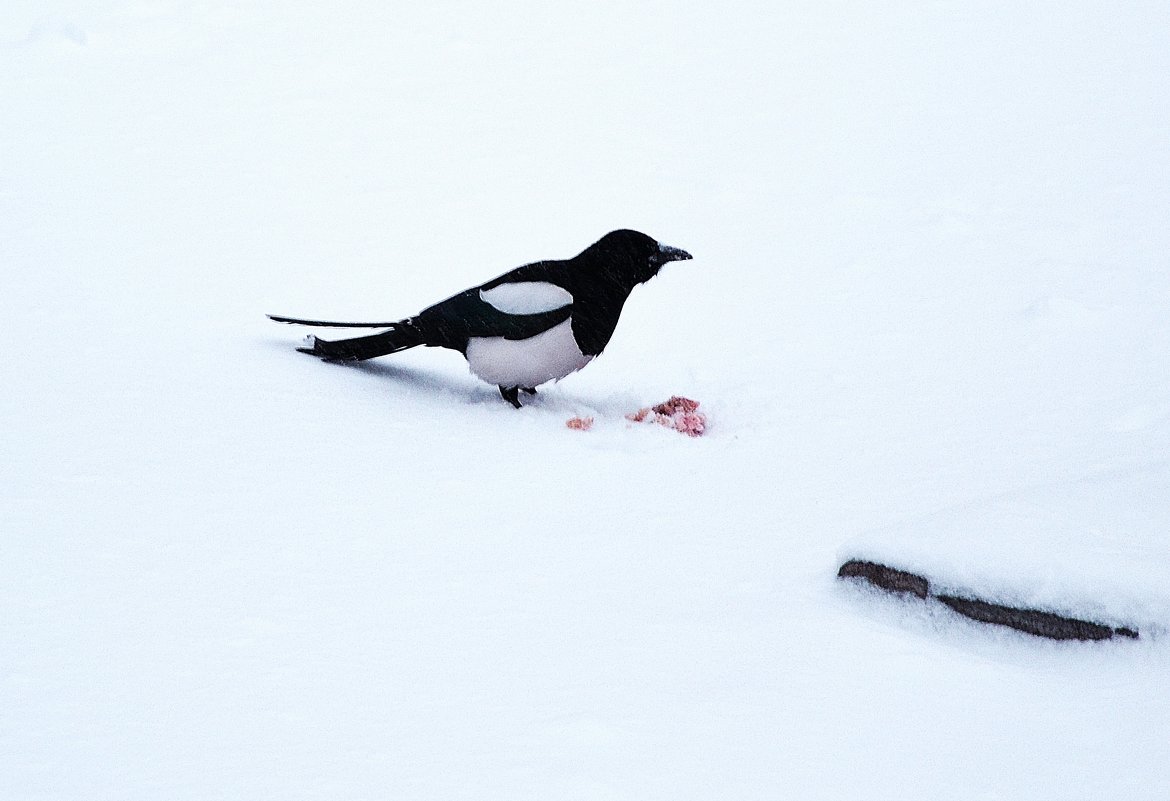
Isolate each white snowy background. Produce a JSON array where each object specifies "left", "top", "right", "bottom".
[{"left": 3, "top": 2, "right": 1170, "bottom": 799}]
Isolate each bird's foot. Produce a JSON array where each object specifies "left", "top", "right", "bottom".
[
  {"left": 499, "top": 385, "right": 523, "bottom": 409},
  {"left": 521, "top": 387, "right": 537, "bottom": 396}
]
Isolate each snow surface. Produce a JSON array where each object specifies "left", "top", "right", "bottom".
[{"left": 3, "top": 2, "right": 1170, "bottom": 799}]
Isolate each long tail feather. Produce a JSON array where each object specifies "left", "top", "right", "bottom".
[{"left": 267, "top": 314, "right": 402, "bottom": 328}]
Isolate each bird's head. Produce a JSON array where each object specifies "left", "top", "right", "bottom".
[{"left": 585, "top": 229, "right": 693, "bottom": 287}]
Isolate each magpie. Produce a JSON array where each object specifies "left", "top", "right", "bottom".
[{"left": 268, "top": 229, "right": 693, "bottom": 408}]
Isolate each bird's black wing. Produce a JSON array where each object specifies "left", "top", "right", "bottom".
[
  {"left": 414, "top": 289, "right": 571, "bottom": 351},
  {"left": 412, "top": 262, "right": 575, "bottom": 353}
]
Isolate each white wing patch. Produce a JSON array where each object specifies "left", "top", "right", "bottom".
[{"left": 479, "top": 282, "right": 573, "bottom": 315}]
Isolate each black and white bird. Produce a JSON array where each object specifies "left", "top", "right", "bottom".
[{"left": 268, "top": 229, "right": 693, "bottom": 407}]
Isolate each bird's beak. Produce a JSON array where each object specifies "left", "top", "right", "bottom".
[{"left": 653, "top": 242, "right": 693, "bottom": 265}]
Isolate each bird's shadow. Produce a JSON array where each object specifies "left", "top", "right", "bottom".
[{"left": 344, "top": 358, "right": 487, "bottom": 404}]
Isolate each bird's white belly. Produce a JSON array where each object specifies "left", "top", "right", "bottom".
[{"left": 465, "top": 318, "right": 593, "bottom": 388}]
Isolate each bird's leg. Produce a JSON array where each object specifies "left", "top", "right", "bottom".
[
  {"left": 521, "top": 387, "right": 537, "bottom": 395},
  {"left": 499, "top": 385, "right": 523, "bottom": 409}
]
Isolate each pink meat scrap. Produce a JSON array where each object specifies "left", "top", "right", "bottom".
[{"left": 625, "top": 396, "right": 706, "bottom": 437}]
